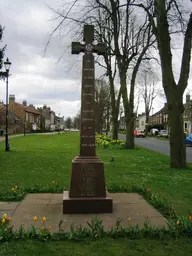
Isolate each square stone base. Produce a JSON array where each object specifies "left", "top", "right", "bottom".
[{"left": 63, "top": 191, "right": 113, "bottom": 214}]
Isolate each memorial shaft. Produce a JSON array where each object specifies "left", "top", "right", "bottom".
[{"left": 80, "top": 53, "right": 96, "bottom": 157}]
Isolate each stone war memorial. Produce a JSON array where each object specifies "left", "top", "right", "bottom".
[
  {"left": 63, "top": 24, "right": 113, "bottom": 214},
  {"left": 0, "top": 25, "right": 167, "bottom": 231}
]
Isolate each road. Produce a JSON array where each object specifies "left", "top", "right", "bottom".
[{"left": 118, "top": 133, "right": 192, "bottom": 163}]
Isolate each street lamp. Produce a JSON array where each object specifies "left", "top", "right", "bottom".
[{"left": 4, "top": 58, "right": 12, "bottom": 151}]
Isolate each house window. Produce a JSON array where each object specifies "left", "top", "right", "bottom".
[
  {"left": 29, "top": 115, "right": 34, "bottom": 123},
  {"left": 185, "top": 123, "right": 188, "bottom": 129}
]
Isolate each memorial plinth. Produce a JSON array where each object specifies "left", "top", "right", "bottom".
[{"left": 63, "top": 25, "right": 113, "bottom": 214}]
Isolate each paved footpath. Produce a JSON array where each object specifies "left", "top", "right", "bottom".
[
  {"left": 0, "top": 134, "right": 24, "bottom": 142},
  {"left": 0, "top": 193, "right": 167, "bottom": 232}
]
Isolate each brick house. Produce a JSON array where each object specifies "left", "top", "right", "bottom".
[
  {"left": 37, "top": 105, "right": 56, "bottom": 131},
  {"left": 8, "top": 95, "right": 42, "bottom": 132},
  {"left": 0, "top": 102, "right": 24, "bottom": 134},
  {"left": 149, "top": 103, "right": 169, "bottom": 130}
]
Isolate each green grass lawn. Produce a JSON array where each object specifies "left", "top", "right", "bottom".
[
  {"left": 0, "top": 133, "right": 192, "bottom": 255},
  {"left": 0, "top": 133, "right": 192, "bottom": 215},
  {"left": 1, "top": 238, "right": 192, "bottom": 256}
]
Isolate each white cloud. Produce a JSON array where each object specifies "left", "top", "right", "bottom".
[
  {"left": 0, "top": 0, "right": 191, "bottom": 119},
  {"left": 0, "top": 0, "right": 86, "bottom": 118}
]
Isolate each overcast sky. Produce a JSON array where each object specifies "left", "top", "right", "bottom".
[{"left": 0, "top": 0, "right": 192, "bottom": 118}]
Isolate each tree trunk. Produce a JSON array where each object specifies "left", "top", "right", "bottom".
[
  {"left": 111, "top": 111, "right": 119, "bottom": 140},
  {"left": 125, "top": 111, "right": 135, "bottom": 149},
  {"left": 168, "top": 104, "right": 186, "bottom": 168},
  {"left": 106, "top": 103, "right": 110, "bottom": 136},
  {"left": 145, "top": 111, "right": 149, "bottom": 136}
]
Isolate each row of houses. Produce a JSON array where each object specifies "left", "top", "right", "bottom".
[
  {"left": 0, "top": 95, "right": 65, "bottom": 134},
  {"left": 119, "top": 94, "right": 192, "bottom": 133}
]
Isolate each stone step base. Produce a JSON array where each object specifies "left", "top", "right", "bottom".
[{"left": 63, "top": 191, "right": 113, "bottom": 214}]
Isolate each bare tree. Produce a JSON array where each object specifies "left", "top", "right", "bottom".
[
  {"left": 90, "top": 4, "right": 121, "bottom": 139},
  {"left": 46, "top": 0, "right": 155, "bottom": 148},
  {"left": 99, "top": 0, "right": 155, "bottom": 149},
  {"left": 73, "top": 112, "right": 80, "bottom": 130},
  {"left": 47, "top": 0, "right": 121, "bottom": 140},
  {"left": 95, "top": 79, "right": 111, "bottom": 133},
  {"left": 137, "top": 64, "right": 162, "bottom": 134},
  {"left": 65, "top": 116, "right": 73, "bottom": 129},
  {"left": 133, "top": 0, "right": 192, "bottom": 168}
]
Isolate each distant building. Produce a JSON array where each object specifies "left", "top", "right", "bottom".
[
  {"left": 119, "top": 112, "right": 137, "bottom": 131},
  {"left": 55, "top": 115, "right": 65, "bottom": 130},
  {"left": 149, "top": 103, "right": 168, "bottom": 131},
  {"left": 38, "top": 105, "right": 56, "bottom": 131},
  {"left": 8, "top": 95, "right": 42, "bottom": 133},
  {"left": 0, "top": 103, "right": 23, "bottom": 134},
  {"left": 135, "top": 113, "right": 146, "bottom": 131},
  {"left": 183, "top": 94, "right": 192, "bottom": 133}
]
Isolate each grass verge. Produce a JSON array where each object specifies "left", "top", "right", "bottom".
[{"left": 0, "top": 133, "right": 191, "bottom": 215}]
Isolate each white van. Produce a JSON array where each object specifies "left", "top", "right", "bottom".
[{"left": 150, "top": 128, "right": 159, "bottom": 135}]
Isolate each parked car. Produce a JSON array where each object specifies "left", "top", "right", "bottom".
[
  {"left": 150, "top": 128, "right": 159, "bottom": 136},
  {"left": 159, "top": 130, "right": 169, "bottom": 138},
  {"left": 185, "top": 133, "right": 192, "bottom": 146},
  {"left": 134, "top": 129, "right": 145, "bottom": 138}
]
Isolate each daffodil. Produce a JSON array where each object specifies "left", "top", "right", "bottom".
[
  {"left": 11, "top": 188, "right": 15, "bottom": 192},
  {"left": 42, "top": 217, "right": 46, "bottom": 223},
  {"left": 1, "top": 218, "right": 5, "bottom": 224},
  {"left": 8, "top": 217, "right": 12, "bottom": 222},
  {"left": 3, "top": 213, "right": 7, "bottom": 219},
  {"left": 33, "top": 216, "right": 37, "bottom": 221}
]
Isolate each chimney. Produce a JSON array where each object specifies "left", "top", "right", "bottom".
[
  {"left": 23, "top": 100, "right": 27, "bottom": 106},
  {"left": 186, "top": 94, "right": 190, "bottom": 103},
  {"left": 43, "top": 105, "right": 47, "bottom": 109},
  {"left": 9, "top": 95, "right": 15, "bottom": 104}
]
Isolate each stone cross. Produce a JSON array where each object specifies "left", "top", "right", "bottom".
[
  {"left": 72, "top": 25, "right": 106, "bottom": 157},
  {"left": 63, "top": 25, "right": 112, "bottom": 214}
]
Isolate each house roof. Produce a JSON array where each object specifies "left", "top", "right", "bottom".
[
  {"left": 151, "top": 104, "right": 168, "bottom": 117},
  {"left": 0, "top": 108, "right": 22, "bottom": 120},
  {"left": 16, "top": 103, "right": 41, "bottom": 115},
  {"left": 136, "top": 113, "right": 146, "bottom": 120}
]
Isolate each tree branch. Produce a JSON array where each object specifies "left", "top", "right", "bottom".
[{"left": 178, "top": 12, "right": 192, "bottom": 94}]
